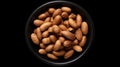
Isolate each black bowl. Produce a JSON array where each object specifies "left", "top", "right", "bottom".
[{"left": 25, "top": 1, "right": 94, "bottom": 66}]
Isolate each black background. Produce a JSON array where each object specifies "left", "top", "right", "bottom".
[{"left": 2, "top": 0, "right": 116, "bottom": 66}]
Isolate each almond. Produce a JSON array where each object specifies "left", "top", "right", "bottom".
[
  {"left": 49, "top": 35, "right": 57, "bottom": 43},
  {"left": 31, "top": 33, "right": 39, "bottom": 45},
  {"left": 42, "top": 38, "right": 51, "bottom": 44},
  {"left": 47, "top": 53, "right": 58, "bottom": 60},
  {"left": 40, "top": 22, "right": 52, "bottom": 31},
  {"left": 53, "top": 40, "right": 61, "bottom": 51},
  {"left": 38, "top": 49, "right": 46, "bottom": 55},
  {"left": 36, "top": 27, "right": 42, "bottom": 40},
  {"left": 64, "top": 50, "right": 74, "bottom": 59},
  {"left": 73, "top": 45, "right": 82, "bottom": 52},
  {"left": 76, "top": 14, "right": 82, "bottom": 27},
  {"left": 75, "top": 28, "right": 82, "bottom": 40},
  {"left": 68, "top": 18, "right": 77, "bottom": 29},
  {"left": 53, "top": 15, "right": 62, "bottom": 25},
  {"left": 79, "top": 36, "right": 87, "bottom": 47},
  {"left": 33, "top": 19, "right": 43, "bottom": 26},
  {"left": 45, "top": 44, "right": 54, "bottom": 52},
  {"left": 61, "top": 31, "right": 75, "bottom": 40},
  {"left": 53, "top": 50, "right": 65, "bottom": 56},
  {"left": 81, "top": 21, "right": 88, "bottom": 35},
  {"left": 61, "top": 7, "right": 71, "bottom": 13},
  {"left": 53, "top": 8, "right": 62, "bottom": 17}
]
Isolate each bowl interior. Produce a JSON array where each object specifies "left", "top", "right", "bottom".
[{"left": 25, "top": 1, "right": 94, "bottom": 66}]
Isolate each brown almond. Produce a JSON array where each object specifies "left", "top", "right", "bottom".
[
  {"left": 48, "top": 8, "right": 55, "bottom": 14},
  {"left": 42, "top": 31, "right": 49, "bottom": 38},
  {"left": 76, "top": 14, "right": 82, "bottom": 27},
  {"left": 53, "top": 8, "right": 62, "bottom": 17},
  {"left": 42, "top": 38, "right": 51, "bottom": 44},
  {"left": 49, "top": 35, "right": 57, "bottom": 43},
  {"left": 33, "top": 19, "right": 43, "bottom": 26},
  {"left": 53, "top": 15, "right": 62, "bottom": 25},
  {"left": 79, "top": 36, "right": 87, "bottom": 47},
  {"left": 61, "top": 7, "right": 71, "bottom": 13},
  {"left": 38, "top": 13, "right": 47, "bottom": 20},
  {"left": 47, "top": 53, "right": 58, "bottom": 60},
  {"left": 59, "top": 37, "right": 65, "bottom": 43},
  {"left": 53, "top": 25, "right": 60, "bottom": 34},
  {"left": 81, "top": 21, "right": 88, "bottom": 35},
  {"left": 44, "top": 17, "right": 51, "bottom": 22},
  {"left": 31, "top": 33, "right": 39, "bottom": 45},
  {"left": 47, "top": 27, "right": 53, "bottom": 33},
  {"left": 53, "top": 40, "right": 61, "bottom": 51},
  {"left": 40, "top": 22, "right": 52, "bottom": 31},
  {"left": 68, "top": 18, "right": 77, "bottom": 29},
  {"left": 64, "top": 50, "right": 74, "bottom": 59},
  {"left": 59, "top": 24, "right": 67, "bottom": 31},
  {"left": 38, "top": 49, "right": 46, "bottom": 55},
  {"left": 45, "top": 44, "right": 54, "bottom": 52},
  {"left": 39, "top": 43, "right": 46, "bottom": 49},
  {"left": 63, "top": 40, "right": 72, "bottom": 47},
  {"left": 36, "top": 27, "right": 42, "bottom": 40},
  {"left": 75, "top": 28, "right": 82, "bottom": 40},
  {"left": 61, "top": 31, "right": 75, "bottom": 40},
  {"left": 61, "top": 12, "right": 68, "bottom": 19},
  {"left": 73, "top": 45, "right": 82, "bottom": 52},
  {"left": 73, "top": 39, "right": 79, "bottom": 45},
  {"left": 53, "top": 50, "right": 65, "bottom": 56}
]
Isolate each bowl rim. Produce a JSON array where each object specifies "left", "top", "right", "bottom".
[{"left": 25, "top": 0, "right": 95, "bottom": 66}]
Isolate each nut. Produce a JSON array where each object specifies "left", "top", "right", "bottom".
[{"left": 81, "top": 21, "right": 88, "bottom": 35}]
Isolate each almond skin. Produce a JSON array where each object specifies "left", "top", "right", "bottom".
[
  {"left": 42, "top": 38, "right": 51, "bottom": 45},
  {"left": 40, "top": 22, "right": 52, "bottom": 31},
  {"left": 31, "top": 33, "right": 39, "bottom": 45},
  {"left": 81, "top": 21, "right": 88, "bottom": 35},
  {"left": 45, "top": 44, "right": 54, "bottom": 52},
  {"left": 33, "top": 19, "right": 43, "bottom": 26},
  {"left": 53, "top": 40, "right": 61, "bottom": 51},
  {"left": 59, "top": 24, "right": 67, "bottom": 31},
  {"left": 48, "top": 8, "right": 55, "bottom": 14},
  {"left": 63, "top": 40, "right": 72, "bottom": 47},
  {"left": 38, "top": 49, "right": 47, "bottom": 55},
  {"left": 38, "top": 13, "right": 47, "bottom": 20},
  {"left": 53, "top": 8, "right": 62, "bottom": 17},
  {"left": 36, "top": 27, "right": 42, "bottom": 40},
  {"left": 47, "top": 53, "right": 58, "bottom": 60},
  {"left": 75, "top": 28, "right": 82, "bottom": 41},
  {"left": 53, "top": 50, "right": 65, "bottom": 56},
  {"left": 39, "top": 43, "right": 46, "bottom": 49},
  {"left": 61, "top": 7, "right": 71, "bottom": 13},
  {"left": 73, "top": 45, "right": 82, "bottom": 52},
  {"left": 61, "top": 31, "right": 75, "bottom": 40},
  {"left": 68, "top": 18, "right": 77, "bottom": 29},
  {"left": 76, "top": 14, "right": 82, "bottom": 27},
  {"left": 49, "top": 35, "right": 57, "bottom": 43},
  {"left": 52, "top": 15, "right": 62, "bottom": 25},
  {"left": 42, "top": 31, "right": 49, "bottom": 38},
  {"left": 59, "top": 37, "right": 65, "bottom": 43},
  {"left": 79, "top": 36, "right": 87, "bottom": 47},
  {"left": 64, "top": 50, "right": 74, "bottom": 59}
]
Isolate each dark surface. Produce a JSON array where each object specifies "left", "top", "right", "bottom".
[{"left": 3, "top": 0, "right": 112, "bottom": 66}]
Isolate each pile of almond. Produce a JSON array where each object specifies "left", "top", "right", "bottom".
[{"left": 30, "top": 7, "right": 88, "bottom": 60}]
